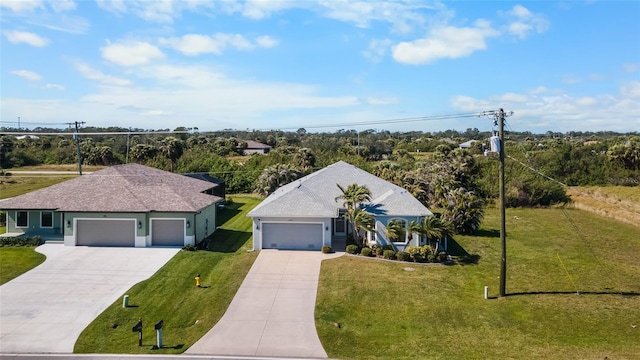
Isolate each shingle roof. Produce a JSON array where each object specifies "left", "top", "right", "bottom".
[
  {"left": 245, "top": 140, "right": 272, "bottom": 149},
  {"left": 248, "top": 161, "right": 431, "bottom": 218},
  {"left": 0, "top": 164, "right": 222, "bottom": 213}
]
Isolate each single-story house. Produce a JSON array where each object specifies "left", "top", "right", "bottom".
[
  {"left": 248, "top": 161, "right": 432, "bottom": 251},
  {"left": 0, "top": 164, "right": 223, "bottom": 247},
  {"left": 459, "top": 140, "right": 477, "bottom": 149},
  {"left": 243, "top": 140, "right": 272, "bottom": 155}
]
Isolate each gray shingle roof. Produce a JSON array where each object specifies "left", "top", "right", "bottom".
[
  {"left": 0, "top": 164, "right": 222, "bottom": 213},
  {"left": 248, "top": 161, "right": 431, "bottom": 218}
]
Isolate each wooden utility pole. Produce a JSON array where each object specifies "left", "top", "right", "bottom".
[
  {"left": 481, "top": 108, "right": 512, "bottom": 297},
  {"left": 498, "top": 108, "right": 507, "bottom": 297},
  {"left": 69, "top": 121, "right": 86, "bottom": 175}
]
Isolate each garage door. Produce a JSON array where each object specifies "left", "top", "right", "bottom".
[
  {"left": 262, "top": 223, "right": 323, "bottom": 250},
  {"left": 152, "top": 219, "right": 184, "bottom": 247},
  {"left": 76, "top": 219, "right": 135, "bottom": 247}
]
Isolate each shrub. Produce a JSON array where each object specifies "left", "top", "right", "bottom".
[
  {"left": 396, "top": 251, "right": 410, "bottom": 262},
  {"left": 361, "top": 247, "right": 373, "bottom": 257},
  {"left": 382, "top": 244, "right": 394, "bottom": 251},
  {"left": 182, "top": 244, "right": 196, "bottom": 252},
  {"left": 0, "top": 236, "right": 44, "bottom": 247},
  {"left": 406, "top": 246, "right": 424, "bottom": 262},
  {"left": 346, "top": 244, "right": 359, "bottom": 254},
  {"left": 322, "top": 245, "right": 333, "bottom": 254},
  {"left": 427, "top": 254, "right": 437, "bottom": 263},
  {"left": 383, "top": 250, "right": 396, "bottom": 260},
  {"left": 437, "top": 251, "right": 448, "bottom": 262},
  {"left": 375, "top": 246, "right": 384, "bottom": 256},
  {"left": 419, "top": 245, "right": 433, "bottom": 258}
]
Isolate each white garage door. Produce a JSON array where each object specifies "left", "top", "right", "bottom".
[
  {"left": 152, "top": 219, "right": 184, "bottom": 247},
  {"left": 262, "top": 223, "right": 323, "bottom": 250},
  {"left": 76, "top": 219, "right": 135, "bottom": 247}
]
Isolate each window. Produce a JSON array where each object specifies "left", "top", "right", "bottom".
[
  {"left": 387, "top": 219, "right": 407, "bottom": 243},
  {"left": 41, "top": 211, "right": 53, "bottom": 228},
  {"left": 16, "top": 211, "right": 28, "bottom": 227}
]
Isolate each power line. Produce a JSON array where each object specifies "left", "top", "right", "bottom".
[{"left": 1, "top": 112, "right": 483, "bottom": 135}]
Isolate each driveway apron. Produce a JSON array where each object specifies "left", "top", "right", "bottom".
[
  {"left": 0, "top": 244, "right": 179, "bottom": 353},
  {"left": 186, "top": 250, "right": 342, "bottom": 358}
]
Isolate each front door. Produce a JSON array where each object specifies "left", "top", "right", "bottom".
[{"left": 333, "top": 217, "right": 346, "bottom": 236}]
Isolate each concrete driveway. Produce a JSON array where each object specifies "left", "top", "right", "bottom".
[
  {"left": 0, "top": 244, "right": 179, "bottom": 353},
  {"left": 186, "top": 250, "right": 343, "bottom": 358}
]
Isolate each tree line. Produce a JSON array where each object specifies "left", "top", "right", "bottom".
[{"left": 1, "top": 127, "right": 638, "bottom": 207}]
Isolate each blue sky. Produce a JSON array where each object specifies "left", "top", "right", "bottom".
[{"left": 1, "top": 0, "right": 639, "bottom": 133}]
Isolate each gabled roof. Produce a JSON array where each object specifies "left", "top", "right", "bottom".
[
  {"left": 0, "top": 164, "right": 222, "bottom": 213},
  {"left": 248, "top": 161, "right": 431, "bottom": 218}
]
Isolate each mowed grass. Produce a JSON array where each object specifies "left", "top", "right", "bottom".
[
  {"left": 0, "top": 176, "right": 71, "bottom": 199},
  {"left": 74, "top": 196, "right": 259, "bottom": 354},
  {"left": 1, "top": 164, "right": 106, "bottom": 199},
  {"left": 316, "top": 207, "right": 640, "bottom": 359},
  {"left": 0, "top": 247, "right": 46, "bottom": 285}
]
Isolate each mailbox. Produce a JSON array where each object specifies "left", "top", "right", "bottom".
[
  {"left": 132, "top": 319, "right": 143, "bottom": 333},
  {"left": 154, "top": 320, "right": 164, "bottom": 331}
]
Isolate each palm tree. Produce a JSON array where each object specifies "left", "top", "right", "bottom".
[
  {"left": 386, "top": 219, "right": 405, "bottom": 242},
  {"left": 350, "top": 208, "right": 374, "bottom": 246},
  {"left": 158, "top": 136, "right": 184, "bottom": 172},
  {"left": 255, "top": 164, "right": 303, "bottom": 196},
  {"left": 335, "top": 183, "right": 372, "bottom": 246},
  {"left": 443, "top": 188, "right": 485, "bottom": 234},
  {"left": 335, "top": 183, "right": 372, "bottom": 211}
]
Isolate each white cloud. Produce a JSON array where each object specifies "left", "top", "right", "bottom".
[
  {"left": 504, "top": 4, "right": 549, "bottom": 39},
  {"left": 622, "top": 63, "right": 640, "bottom": 73},
  {"left": 4, "top": 30, "right": 50, "bottom": 47},
  {"left": 23, "top": 62, "right": 358, "bottom": 129},
  {"left": 621, "top": 81, "right": 640, "bottom": 98},
  {"left": 95, "top": 0, "right": 214, "bottom": 23},
  {"left": 392, "top": 19, "right": 499, "bottom": 65},
  {"left": 49, "top": 0, "right": 76, "bottom": 12},
  {"left": 318, "top": 0, "right": 430, "bottom": 33},
  {"left": 365, "top": 96, "right": 399, "bottom": 105},
  {"left": 363, "top": 38, "right": 392, "bottom": 63},
  {"left": 0, "top": 0, "right": 44, "bottom": 12},
  {"left": 562, "top": 74, "right": 582, "bottom": 84},
  {"left": 241, "top": 0, "right": 295, "bottom": 19},
  {"left": 255, "top": 35, "right": 278, "bottom": 48},
  {"left": 11, "top": 69, "right": 42, "bottom": 81},
  {"left": 73, "top": 62, "right": 132, "bottom": 86},
  {"left": 45, "top": 83, "right": 65, "bottom": 91},
  {"left": 159, "top": 33, "right": 277, "bottom": 56},
  {"left": 450, "top": 86, "right": 640, "bottom": 132},
  {"left": 101, "top": 40, "right": 165, "bottom": 66}
]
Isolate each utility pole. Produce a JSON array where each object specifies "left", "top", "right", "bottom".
[
  {"left": 481, "top": 108, "right": 512, "bottom": 297},
  {"left": 497, "top": 108, "right": 507, "bottom": 297},
  {"left": 68, "top": 121, "right": 86, "bottom": 175}
]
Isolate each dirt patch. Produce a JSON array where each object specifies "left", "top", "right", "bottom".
[{"left": 567, "top": 187, "right": 640, "bottom": 228}]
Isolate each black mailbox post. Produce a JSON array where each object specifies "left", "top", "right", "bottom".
[
  {"left": 132, "top": 319, "right": 142, "bottom": 346},
  {"left": 154, "top": 320, "right": 164, "bottom": 330}
]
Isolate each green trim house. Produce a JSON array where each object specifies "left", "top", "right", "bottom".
[{"left": 0, "top": 164, "right": 223, "bottom": 247}]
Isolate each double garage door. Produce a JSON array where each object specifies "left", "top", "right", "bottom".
[
  {"left": 75, "top": 219, "right": 184, "bottom": 247},
  {"left": 77, "top": 219, "right": 135, "bottom": 247},
  {"left": 262, "top": 223, "right": 323, "bottom": 250}
]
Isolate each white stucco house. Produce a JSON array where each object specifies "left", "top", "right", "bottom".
[{"left": 248, "top": 161, "right": 432, "bottom": 251}]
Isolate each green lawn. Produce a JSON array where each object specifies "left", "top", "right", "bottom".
[
  {"left": 0, "top": 247, "right": 46, "bottom": 285},
  {"left": 74, "top": 196, "right": 260, "bottom": 354},
  {"left": 316, "top": 207, "right": 640, "bottom": 359}
]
